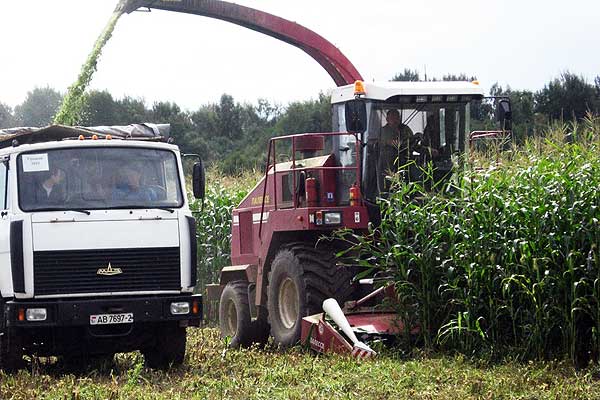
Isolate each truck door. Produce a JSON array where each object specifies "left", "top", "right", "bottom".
[{"left": 0, "top": 158, "right": 11, "bottom": 297}]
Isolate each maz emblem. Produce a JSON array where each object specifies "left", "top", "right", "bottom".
[{"left": 97, "top": 262, "right": 123, "bottom": 276}]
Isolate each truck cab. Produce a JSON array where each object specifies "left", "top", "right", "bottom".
[{"left": 0, "top": 124, "right": 203, "bottom": 370}]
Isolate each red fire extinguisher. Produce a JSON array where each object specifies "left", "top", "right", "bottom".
[
  {"left": 349, "top": 184, "right": 361, "bottom": 206},
  {"left": 306, "top": 177, "right": 318, "bottom": 207}
]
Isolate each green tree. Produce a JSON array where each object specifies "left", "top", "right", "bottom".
[
  {"left": 81, "top": 90, "right": 117, "bottom": 126},
  {"left": 442, "top": 73, "right": 477, "bottom": 82},
  {"left": 14, "top": 87, "right": 63, "bottom": 127},
  {"left": 114, "top": 96, "right": 148, "bottom": 124},
  {"left": 392, "top": 68, "right": 420, "bottom": 82},
  {"left": 534, "top": 72, "right": 599, "bottom": 121},
  {"left": 216, "top": 94, "right": 243, "bottom": 139},
  {"left": 0, "top": 102, "right": 15, "bottom": 128},
  {"left": 191, "top": 106, "right": 218, "bottom": 138},
  {"left": 275, "top": 92, "right": 332, "bottom": 134},
  {"left": 150, "top": 101, "right": 193, "bottom": 145},
  {"left": 256, "top": 98, "right": 281, "bottom": 122}
]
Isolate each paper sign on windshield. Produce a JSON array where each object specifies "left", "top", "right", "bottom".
[{"left": 22, "top": 154, "right": 49, "bottom": 172}]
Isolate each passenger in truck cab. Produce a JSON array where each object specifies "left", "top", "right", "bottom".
[{"left": 113, "top": 164, "right": 157, "bottom": 202}]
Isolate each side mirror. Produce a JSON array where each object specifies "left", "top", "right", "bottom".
[
  {"left": 345, "top": 100, "right": 367, "bottom": 133},
  {"left": 496, "top": 98, "right": 512, "bottom": 130},
  {"left": 192, "top": 160, "right": 205, "bottom": 200}
]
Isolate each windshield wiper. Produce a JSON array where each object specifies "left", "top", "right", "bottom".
[
  {"left": 63, "top": 209, "right": 91, "bottom": 215},
  {"left": 115, "top": 205, "right": 176, "bottom": 213}
]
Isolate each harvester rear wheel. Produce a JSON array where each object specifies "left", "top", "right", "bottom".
[{"left": 267, "top": 243, "right": 355, "bottom": 347}]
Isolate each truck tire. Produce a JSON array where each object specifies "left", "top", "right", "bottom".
[
  {"left": 0, "top": 328, "right": 24, "bottom": 372},
  {"left": 143, "top": 324, "right": 186, "bottom": 370},
  {"left": 267, "top": 243, "right": 355, "bottom": 347}
]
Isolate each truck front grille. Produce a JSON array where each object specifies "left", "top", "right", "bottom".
[{"left": 33, "top": 247, "right": 181, "bottom": 296}]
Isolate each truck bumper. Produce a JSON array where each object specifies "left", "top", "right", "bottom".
[{"left": 3, "top": 294, "right": 202, "bottom": 328}]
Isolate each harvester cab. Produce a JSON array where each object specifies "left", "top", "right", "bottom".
[{"left": 335, "top": 81, "right": 485, "bottom": 197}]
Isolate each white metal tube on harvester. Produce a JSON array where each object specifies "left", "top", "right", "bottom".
[
  {"left": 322, "top": 298, "right": 360, "bottom": 343},
  {"left": 322, "top": 298, "right": 376, "bottom": 357}
]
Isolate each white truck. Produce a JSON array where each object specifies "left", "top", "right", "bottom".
[{"left": 0, "top": 124, "right": 204, "bottom": 370}]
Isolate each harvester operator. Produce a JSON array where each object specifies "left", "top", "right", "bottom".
[{"left": 377, "top": 109, "right": 412, "bottom": 188}]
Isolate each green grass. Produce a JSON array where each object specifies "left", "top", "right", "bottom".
[{"left": 2, "top": 328, "right": 600, "bottom": 400}]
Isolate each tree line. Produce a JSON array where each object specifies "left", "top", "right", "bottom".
[
  {"left": 1, "top": 71, "right": 598, "bottom": 173},
  {"left": 0, "top": 88, "right": 331, "bottom": 173}
]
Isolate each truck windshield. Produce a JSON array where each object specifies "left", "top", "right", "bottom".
[{"left": 18, "top": 147, "right": 183, "bottom": 212}]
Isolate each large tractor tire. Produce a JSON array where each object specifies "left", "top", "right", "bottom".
[
  {"left": 267, "top": 243, "right": 355, "bottom": 347},
  {"left": 143, "top": 324, "right": 186, "bottom": 370},
  {"left": 219, "top": 281, "right": 269, "bottom": 348}
]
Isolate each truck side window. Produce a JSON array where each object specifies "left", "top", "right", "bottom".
[{"left": 0, "top": 161, "right": 7, "bottom": 210}]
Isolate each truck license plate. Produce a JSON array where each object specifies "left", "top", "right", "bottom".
[{"left": 89, "top": 313, "right": 134, "bottom": 325}]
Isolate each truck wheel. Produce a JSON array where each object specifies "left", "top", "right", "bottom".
[
  {"left": 143, "top": 324, "right": 186, "bottom": 370},
  {"left": 267, "top": 244, "right": 354, "bottom": 347},
  {"left": 0, "top": 328, "right": 24, "bottom": 372},
  {"left": 219, "top": 281, "right": 253, "bottom": 347}
]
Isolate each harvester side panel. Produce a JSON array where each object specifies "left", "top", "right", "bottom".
[{"left": 231, "top": 173, "right": 369, "bottom": 307}]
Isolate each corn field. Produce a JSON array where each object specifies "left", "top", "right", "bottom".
[
  {"left": 189, "top": 170, "right": 258, "bottom": 290},
  {"left": 335, "top": 117, "right": 600, "bottom": 365}
]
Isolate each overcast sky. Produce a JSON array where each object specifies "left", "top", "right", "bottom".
[{"left": 1, "top": 0, "right": 598, "bottom": 111}]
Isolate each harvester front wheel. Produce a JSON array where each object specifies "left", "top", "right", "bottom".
[
  {"left": 268, "top": 244, "right": 351, "bottom": 347},
  {"left": 219, "top": 281, "right": 254, "bottom": 347}
]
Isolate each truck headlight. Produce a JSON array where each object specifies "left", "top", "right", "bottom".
[
  {"left": 170, "top": 302, "right": 190, "bottom": 315},
  {"left": 26, "top": 308, "right": 47, "bottom": 321},
  {"left": 323, "top": 212, "right": 342, "bottom": 225}
]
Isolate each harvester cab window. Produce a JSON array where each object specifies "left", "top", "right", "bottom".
[{"left": 361, "top": 101, "right": 470, "bottom": 201}]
